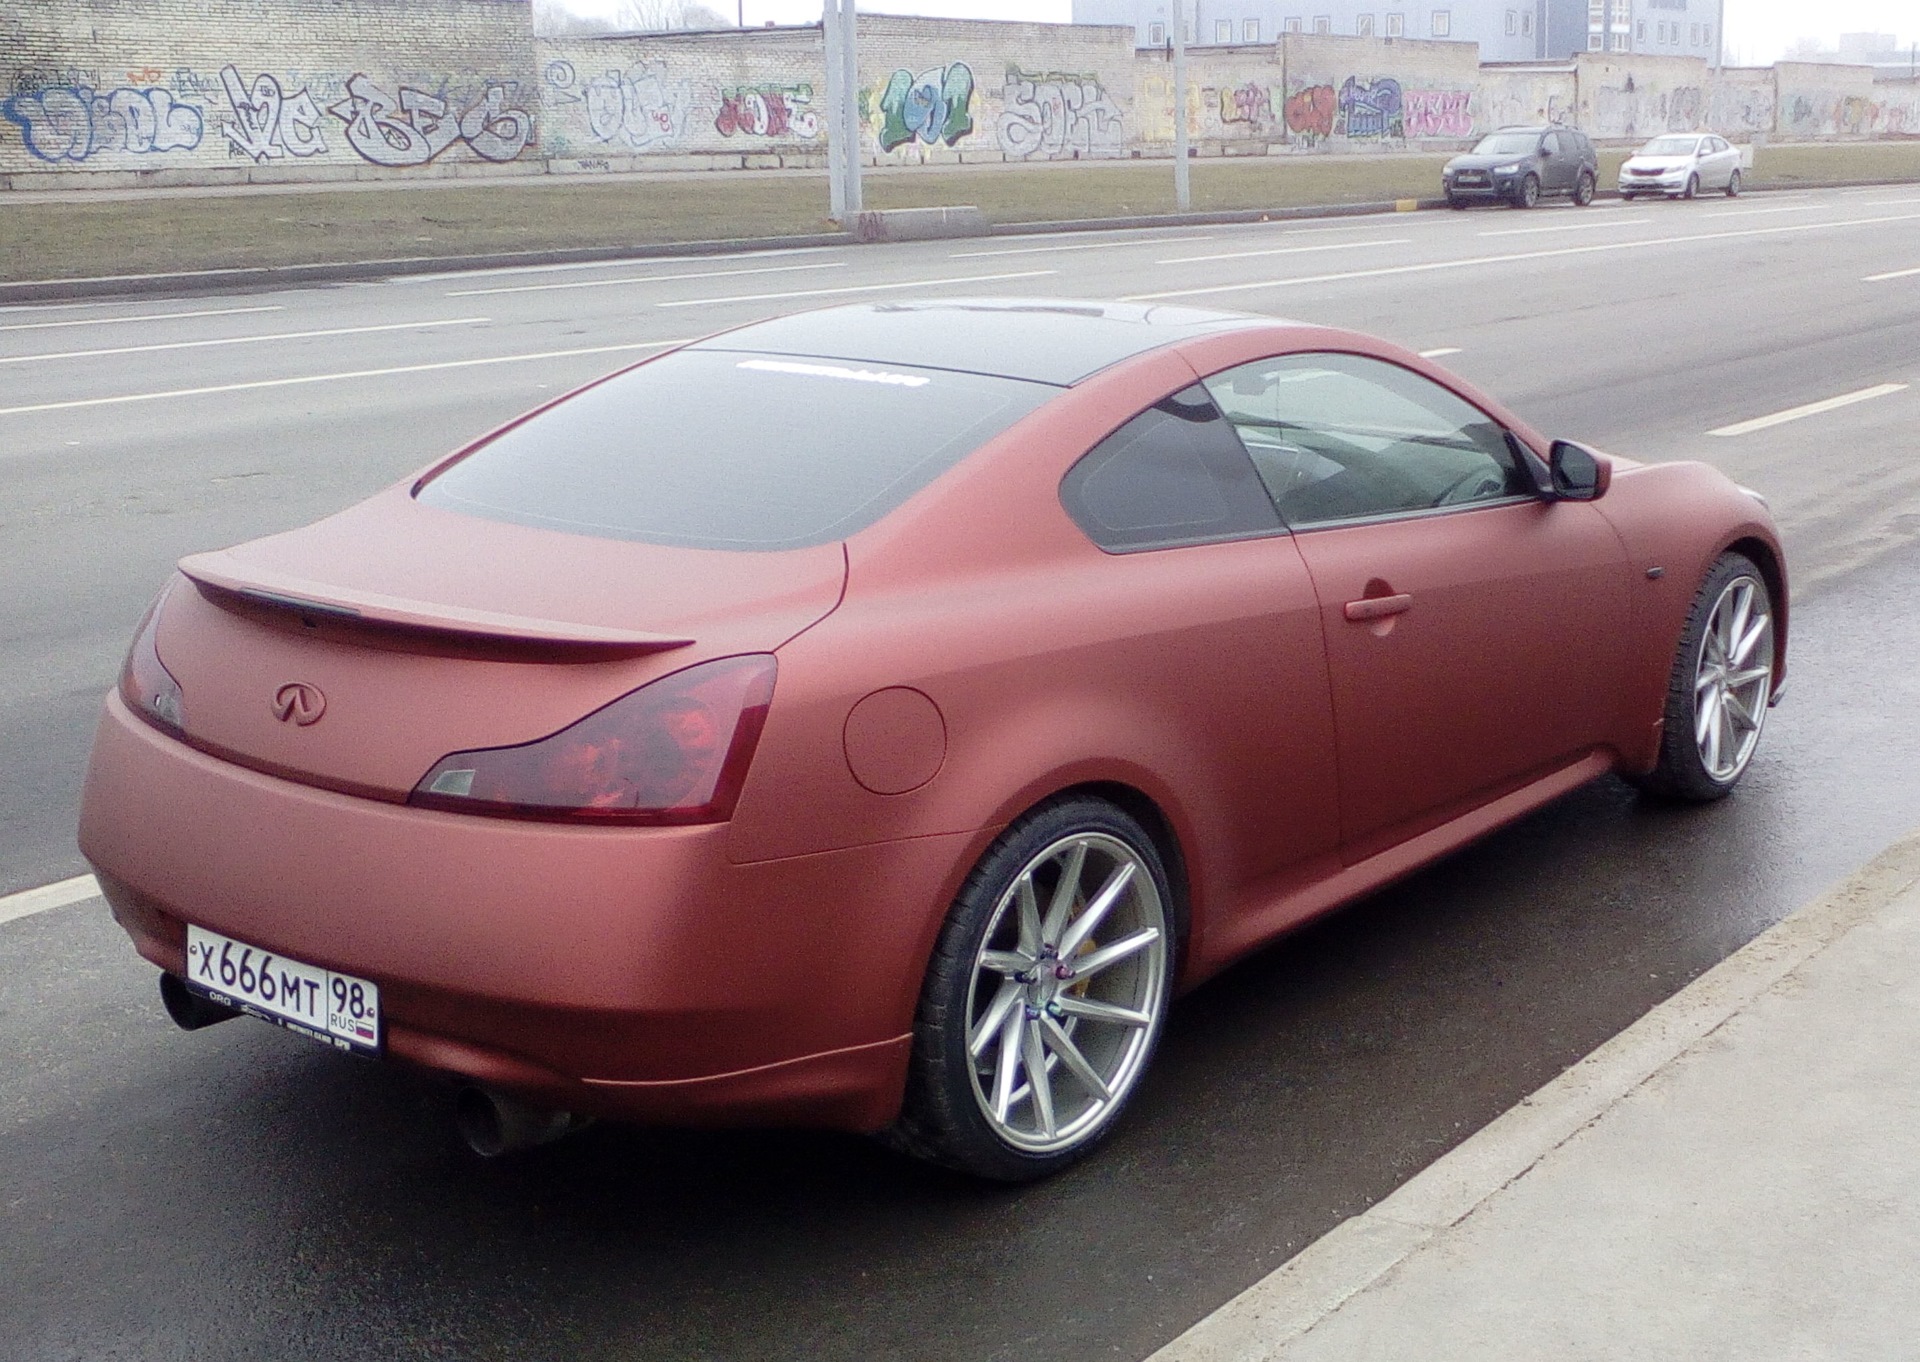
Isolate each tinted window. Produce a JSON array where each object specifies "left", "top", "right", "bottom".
[
  {"left": 1061, "top": 386, "right": 1283, "bottom": 552},
  {"left": 1202, "top": 353, "right": 1528, "bottom": 527},
  {"left": 417, "top": 349, "right": 1053, "bottom": 550},
  {"left": 1541, "top": 132, "right": 1561, "bottom": 155},
  {"left": 1472, "top": 131, "right": 1540, "bottom": 156}
]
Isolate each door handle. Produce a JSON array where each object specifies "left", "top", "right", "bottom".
[{"left": 1344, "top": 593, "right": 1413, "bottom": 622}]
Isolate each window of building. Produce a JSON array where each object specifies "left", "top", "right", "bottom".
[
  {"left": 1610, "top": 32, "right": 1626, "bottom": 49},
  {"left": 1521, "top": 10, "right": 1532, "bottom": 34},
  {"left": 1505, "top": 9, "right": 1516, "bottom": 35},
  {"left": 1385, "top": 11, "right": 1405, "bottom": 35},
  {"left": 1313, "top": 15, "right": 1331, "bottom": 33},
  {"left": 1148, "top": 20, "right": 1166, "bottom": 44},
  {"left": 1635, "top": 19, "right": 1645, "bottom": 40},
  {"left": 1216, "top": 18, "right": 1233, "bottom": 41},
  {"left": 1689, "top": 23, "right": 1700, "bottom": 43},
  {"left": 1702, "top": 24, "right": 1711, "bottom": 46},
  {"left": 1430, "top": 9, "right": 1450, "bottom": 36},
  {"left": 1357, "top": 13, "right": 1375, "bottom": 35},
  {"left": 1244, "top": 18, "right": 1261, "bottom": 41},
  {"left": 1184, "top": 20, "right": 1195, "bottom": 41},
  {"left": 1285, "top": 16, "right": 1303, "bottom": 31},
  {"left": 1588, "top": 33, "right": 1602, "bottom": 49}
]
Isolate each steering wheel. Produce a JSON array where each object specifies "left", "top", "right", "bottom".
[{"left": 1433, "top": 469, "right": 1509, "bottom": 507}]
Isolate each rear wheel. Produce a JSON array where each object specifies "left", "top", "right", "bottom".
[
  {"left": 1632, "top": 552, "right": 1776, "bottom": 802},
  {"left": 1726, "top": 168, "right": 1742, "bottom": 197},
  {"left": 1515, "top": 174, "right": 1540, "bottom": 209},
  {"left": 886, "top": 797, "right": 1176, "bottom": 1181},
  {"left": 1573, "top": 171, "right": 1596, "bottom": 206}
]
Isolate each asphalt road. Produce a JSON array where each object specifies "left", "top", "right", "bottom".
[{"left": 4, "top": 185, "right": 1920, "bottom": 1360}]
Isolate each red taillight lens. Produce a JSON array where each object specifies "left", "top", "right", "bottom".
[
  {"left": 408, "top": 654, "right": 777, "bottom": 825},
  {"left": 119, "top": 581, "right": 185, "bottom": 735}
]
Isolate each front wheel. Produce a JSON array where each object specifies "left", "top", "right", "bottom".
[
  {"left": 1447, "top": 192, "right": 1467, "bottom": 209},
  {"left": 1573, "top": 170, "right": 1596, "bottom": 206},
  {"left": 886, "top": 797, "right": 1177, "bottom": 1181},
  {"left": 1726, "top": 168, "right": 1742, "bottom": 197},
  {"left": 1514, "top": 174, "right": 1540, "bottom": 209},
  {"left": 1632, "top": 552, "right": 1776, "bottom": 802},
  {"left": 1683, "top": 173, "right": 1700, "bottom": 200}
]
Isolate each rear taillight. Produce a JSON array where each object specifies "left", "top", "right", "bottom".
[
  {"left": 408, "top": 654, "right": 777, "bottom": 825},
  {"left": 120, "top": 581, "right": 185, "bottom": 735}
]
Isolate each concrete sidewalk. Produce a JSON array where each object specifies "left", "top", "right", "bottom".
[{"left": 1153, "top": 830, "right": 1920, "bottom": 1361}]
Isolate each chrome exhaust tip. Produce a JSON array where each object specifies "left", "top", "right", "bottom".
[{"left": 453, "top": 1085, "right": 584, "bottom": 1157}]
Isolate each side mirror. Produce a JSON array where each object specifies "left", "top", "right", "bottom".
[{"left": 1548, "top": 439, "right": 1610, "bottom": 501}]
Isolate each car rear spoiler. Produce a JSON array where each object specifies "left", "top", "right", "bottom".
[{"left": 177, "top": 551, "right": 695, "bottom": 657}]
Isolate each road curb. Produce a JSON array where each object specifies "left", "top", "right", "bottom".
[{"left": 1147, "top": 826, "right": 1920, "bottom": 1361}]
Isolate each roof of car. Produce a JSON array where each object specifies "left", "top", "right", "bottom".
[{"left": 689, "top": 298, "right": 1281, "bottom": 386}]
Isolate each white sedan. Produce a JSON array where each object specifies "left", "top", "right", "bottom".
[{"left": 1618, "top": 134, "right": 1744, "bottom": 200}]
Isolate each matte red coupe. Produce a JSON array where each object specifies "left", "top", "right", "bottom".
[{"left": 80, "top": 300, "right": 1786, "bottom": 1179}]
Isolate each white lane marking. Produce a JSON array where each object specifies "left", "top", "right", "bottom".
[
  {"left": 445, "top": 260, "right": 846, "bottom": 298},
  {"left": 0, "top": 338, "right": 695, "bottom": 418},
  {"left": 654, "top": 269, "right": 1057, "bottom": 308},
  {"left": 1865, "top": 265, "right": 1920, "bottom": 282},
  {"left": 1157, "top": 238, "right": 1409, "bottom": 265},
  {"left": 1707, "top": 383, "right": 1909, "bottom": 437},
  {"left": 1694, "top": 203, "right": 1817, "bottom": 217},
  {"left": 402, "top": 245, "right": 840, "bottom": 285},
  {"left": 1122, "top": 209, "right": 1920, "bottom": 301},
  {"left": 0, "top": 305, "right": 284, "bottom": 333},
  {"left": 1418, "top": 347, "right": 1463, "bottom": 358},
  {"left": 949, "top": 235, "right": 1218, "bottom": 259},
  {"left": 0, "top": 316, "right": 490, "bottom": 366},
  {"left": 0, "top": 874, "right": 101, "bottom": 926},
  {"left": 1479, "top": 217, "right": 1652, "bottom": 237}
]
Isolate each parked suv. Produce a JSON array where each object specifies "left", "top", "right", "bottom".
[{"left": 1442, "top": 126, "right": 1598, "bottom": 209}]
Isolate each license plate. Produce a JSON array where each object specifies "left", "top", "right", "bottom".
[
  {"left": 184, "top": 925, "right": 381, "bottom": 1053},
  {"left": 1457, "top": 173, "right": 1485, "bottom": 184}
]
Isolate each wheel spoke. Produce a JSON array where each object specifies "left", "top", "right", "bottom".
[
  {"left": 1053, "top": 994, "right": 1152, "bottom": 1029},
  {"left": 1021, "top": 1015, "right": 1056, "bottom": 1137},
  {"left": 979, "top": 950, "right": 1032, "bottom": 977},
  {"left": 1724, "top": 689, "right": 1758, "bottom": 734},
  {"left": 1725, "top": 665, "right": 1772, "bottom": 691},
  {"left": 1039, "top": 1015, "right": 1112, "bottom": 1103},
  {"left": 1695, "top": 685, "right": 1722, "bottom": 746},
  {"left": 1015, "top": 878, "right": 1043, "bottom": 956},
  {"left": 1703, "top": 692, "right": 1724, "bottom": 769},
  {"left": 1056, "top": 862, "right": 1137, "bottom": 959},
  {"left": 1732, "top": 615, "right": 1770, "bottom": 667},
  {"left": 1727, "top": 583, "right": 1753, "bottom": 655},
  {"left": 1073, "top": 927, "right": 1161, "bottom": 980},
  {"left": 1718, "top": 703, "right": 1738, "bottom": 769},
  {"left": 991, "top": 1005, "right": 1027, "bottom": 1123},
  {"left": 970, "top": 981, "right": 1023, "bottom": 1058},
  {"left": 1041, "top": 840, "right": 1087, "bottom": 945}
]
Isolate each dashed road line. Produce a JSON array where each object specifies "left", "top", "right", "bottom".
[
  {"left": 0, "top": 317, "right": 490, "bottom": 366},
  {"left": 1865, "top": 265, "right": 1920, "bottom": 282},
  {"left": 1479, "top": 217, "right": 1651, "bottom": 236},
  {"left": 0, "top": 305, "right": 284, "bottom": 333},
  {"left": 654, "top": 269, "right": 1056, "bottom": 308},
  {"left": 1707, "top": 382, "right": 1909, "bottom": 438},
  {"left": 1157, "top": 238, "right": 1409, "bottom": 266},
  {"left": 445, "top": 261, "right": 846, "bottom": 298},
  {"left": 948, "top": 235, "right": 1217, "bottom": 259},
  {"left": 0, "top": 874, "right": 100, "bottom": 926}
]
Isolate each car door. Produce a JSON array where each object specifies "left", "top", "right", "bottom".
[
  {"left": 1202, "top": 352, "right": 1634, "bottom": 861},
  {"left": 1538, "top": 132, "right": 1566, "bottom": 192},
  {"left": 1711, "top": 136, "right": 1737, "bottom": 188}
]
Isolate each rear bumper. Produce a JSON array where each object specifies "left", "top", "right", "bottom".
[{"left": 81, "top": 691, "right": 970, "bottom": 1130}]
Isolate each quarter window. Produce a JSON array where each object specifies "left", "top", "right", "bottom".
[
  {"left": 1060, "top": 386, "right": 1283, "bottom": 551},
  {"left": 1200, "top": 354, "right": 1528, "bottom": 528}
]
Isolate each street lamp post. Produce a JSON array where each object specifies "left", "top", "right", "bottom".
[
  {"left": 823, "top": 0, "right": 862, "bottom": 221},
  {"left": 1172, "top": 0, "right": 1190, "bottom": 211}
]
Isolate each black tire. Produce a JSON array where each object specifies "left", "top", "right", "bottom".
[
  {"left": 884, "top": 796, "right": 1178, "bottom": 1181},
  {"left": 1620, "top": 190, "right": 1637, "bottom": 201},
  {"left": 1514, "top": 174, "right": 1540, "bottom": 209},
  {"left": 1726, "top": 168, "right": 1742, "bottom": 197},
  {"left": 1447, "top": 193, "right": 1467, "bottom": 209},
  {"left": 1573, "top": 170, "right": 1595, "bottom": 206},
  {"left": 1683, "top": 173, "right": 1699, "bottom": 200},
  {"left": 1631, "top": 552, "right": 1777, "bottom": 803}
]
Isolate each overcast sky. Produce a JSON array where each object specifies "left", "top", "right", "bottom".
[{"left": 562, "top": 0, "right": 1913, "bottom": 64}]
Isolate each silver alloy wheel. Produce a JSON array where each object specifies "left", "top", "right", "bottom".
[
  {"left": 962, "top": 832, "right": 1168, "bottom": 1154},
  {"left": 1692, "top": 574, "right": 1774, "bottom": 782}
]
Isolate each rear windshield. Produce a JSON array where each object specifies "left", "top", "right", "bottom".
[
  {"left": 417, "top": 349, "right": 1054, "bottom": 550},
  {"left": 1471, "top": 131, "right": 1540, "bottom": 156}
]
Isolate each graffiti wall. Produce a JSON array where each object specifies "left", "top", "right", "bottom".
[
  {"left": 1, "top": 0, "right": 536, "bottom": 179},
  {"left": 1278, "top": 33, "right": 1480, "bottom": 148}
]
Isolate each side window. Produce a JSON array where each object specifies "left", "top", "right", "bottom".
[
  {"left": 1201, "top": 353, "right": 1529, "bottom": 528},
  {"left": 1541, "top": 132, "right": 1560, "bottom": 156},
  {"left": 1061, "top": 386, "right": 1284, "bottom": 552}
]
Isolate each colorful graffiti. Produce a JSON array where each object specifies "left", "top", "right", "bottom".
[
  {"left": 997, "top": 67, "right": 1122, "bottom": 160},
  {"left": 715, "top": 83, "right": 819, "bottom": 138},
  {"left": 328, "top": 74, "right": 531, "bottom": 166},
  {"left": 1218, "top": 81, "right": 1277, "bottom": 131},
  {"left": 1, "top": 83, "right": 203, "bottom": 162},
  {"left": 545, "top": 59, "right": 684, "bottom": 152},
  {"left": 1337, "top": 76, "right": 1403, "bottom": 139},
  {"left": 875, "top": 63, "right": 975, "bottom": 152},
  {"left": 1707, "top": 83, "right": 1774, "bottom": 135},
  {"left": 1284, "top": 84, "right": 1336, "bottom": 142},
  {"left": 219, "top": 65, "right": 327, "bottom": 161},
  {"left": 1403, "top": 88, "right": 1471, "bottom": 139}
]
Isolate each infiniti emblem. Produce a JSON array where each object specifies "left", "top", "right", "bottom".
[{"left": 273, "top": 682, "right": 326, "bottom": 727}]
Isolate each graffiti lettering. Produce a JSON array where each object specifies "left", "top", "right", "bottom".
[
  {"left": 1337, "top": 76, "right": 1404, "bottom": 139},
  {"left": 1666, "top": 84, "right": 1704, "bottom": 131},
  {"left": 1284, "top": 84, "right": 1336, "bottom": 143},
  {"left": 997, "top": 67, "right": 1122, "bottom": 160},
  {"left": 1403, "top": 88, "right": 1471, "bottom": 138},
  {"left": 876, "top": 63, "right": 974, "bottom": 151},
  {"left": 1, "top": 84, "right": 203, "bottom": 162},
  {"left": 715, "top": 83, "right": 819, "bottom": 139},
  {"left": 329, "top": 74, "right": 530, "bottom": 166},
  {"left": 546, "top": 59, "right": 688, "bottom": 152},
  {"left": 219, "top": 65, "right": 327, "bottom": 161},
  {"left": 1218, "top": 81, "right": 1275, "bottom": 130}
]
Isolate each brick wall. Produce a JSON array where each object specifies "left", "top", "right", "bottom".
[{"left": 1, "top": 0, "right": 536, "bottom": 184}]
